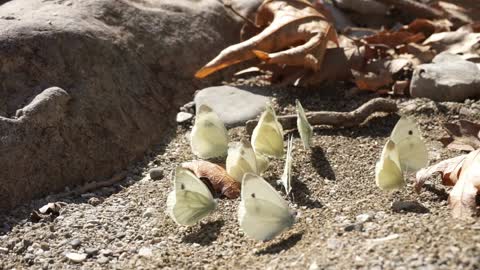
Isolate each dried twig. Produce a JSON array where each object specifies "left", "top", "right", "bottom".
[
  {"left": 375, "top": 0, "right": 445, "bottom": 20},
  {"left": 222, "top": 0, "right": 259, "bottom": 30},
  {"left": 246, "top": 98, "right": 398, "bottom": 134},
  {"left": 48, "top": 171, "right": 128, "bottom": 200}
]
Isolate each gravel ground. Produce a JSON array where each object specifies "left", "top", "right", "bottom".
[{"left": 1, "top": 88, "right": 480, "bottom": 270}]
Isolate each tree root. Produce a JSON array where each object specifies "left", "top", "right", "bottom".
[{"left": 246, "top": 98, "right": 398, "bottom": 134}]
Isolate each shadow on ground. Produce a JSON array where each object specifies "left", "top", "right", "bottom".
[
  {"left": 182, "top": 220, "right": 225, "bottom": 246},
  {"left": 310, "top": 146, "right": 336, "bottom": 181},
  {"left": 256, "top": 232, "right": 303, "bottom": 255}
]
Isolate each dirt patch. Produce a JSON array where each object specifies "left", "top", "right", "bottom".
[{"left": 1, "top": 89, "right": 480, "bottom": 269}]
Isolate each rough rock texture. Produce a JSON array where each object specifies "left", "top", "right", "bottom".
[
  {"left": 194, "top": 85, "right": 270, "bottom": 128},
  {"left": 0, "top": 0, "right": 248, "bottom": 210},
  {"left": 410, "top": 53, "right": 480, "bottom": 102}
]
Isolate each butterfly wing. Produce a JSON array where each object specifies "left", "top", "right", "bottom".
[
  {"left": 255, "top": 152, "right": 270, "bottom": 174},
  {"left": 238, "top": 173, "right": 295, "bottom": 241},
  {"left": 190, "top": 105, "right": 228, "bottom": 159},
  {"left": 226, "top": 140, "right": 258, "bottom": 182},
  {"left": 390, "top": 117, "right": 428, "bottom": 172},
  {"left": 296, "top": 99, "right": 313, "bottom": 150},
  {"left": 279, "top": 136, "right": 293, "bottom": 195},
  {"left": 167, "top": 167, "right": 216, "bottom": 226},
  {"left": 375, "top": 140, "right": 404, "bottom": 190},
  {"left": 251, "top": 104, "right": 284, "bottom": 158}
]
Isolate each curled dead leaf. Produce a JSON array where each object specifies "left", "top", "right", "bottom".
[
  {"left": 439, "top": 120, "right": 480, "bottom": 152},
  {"left": 415, "top": 154, "right": 466, "bottom": 192},
  {"left": 195, "top": 0, "right": 338, "bottom": 79},
  {"left": 352, "top": 69, "right": 393, "bottom": 92},
  {"left": 182, "top": 160, "right": 240, "bottom": 199},
  {"left": 449, "top": 149, "right": 480, "bottom": 219}
]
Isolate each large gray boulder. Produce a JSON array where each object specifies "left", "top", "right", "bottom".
[
  {"left": 0, "top": 0, "right": 253, "bottom": 210},
  {"left": 410, "top": 52, "right": 480, "bottom": 101}
]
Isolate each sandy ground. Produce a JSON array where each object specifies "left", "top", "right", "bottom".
[{"left": 1, "top": 88, "right": 480, "bottom": 270}]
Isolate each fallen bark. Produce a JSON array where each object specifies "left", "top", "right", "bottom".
[{"left": 246, "top": 98, "right": 398, "bottom": 134}]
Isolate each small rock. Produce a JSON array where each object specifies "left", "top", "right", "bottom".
[
  {"left": 356, "top": 213, "right": 373, "bottom": 224},
  {"left": 87, "top": 197, "right": 103, "bottom": 206},
  {"left": 70, "top": 239, "right": 81, "bottom": 248},
  {"left": 97, "top": 256, "right": 110, "bottom": 264},
  {"left": 100, "top": 249, "right": 112, "bottom": 256},
  {"left": 392, "top": 201, "right": 429, "bottom": 214},
  {"left": 176, "top": 112, "right": 193, "bottom": 123},
  {"left": 344, "top": 223, "right": 363, "bottom": 232},
  {"left": 40, "top": 242, "right": 49, "bottom": 251},
  {"left": 194, "top": 85, "right": 270, "bottom": 128},
  {"left": 143, "top": 207, "right": 155, "bottom": 218},
  {"left": 149, "top": 168, "right": 164, "bottom": 180},
  {"left": 0, "top": 247, "right": 8, "bottom": 254},
  {"left": 138, "top": 247, "right": 153, "bottom": 258},
  {"left": 309, "top": 260, "right": 320, "bottom": 270},
  {"left": 65, "top": 252, "right": 87, "bottom": 263},
  {"left": 85, "top": 247, "right": 99, "bottom": 256},
  {"left": 327, "top": 238, "right": 342, "bottom": 250}
]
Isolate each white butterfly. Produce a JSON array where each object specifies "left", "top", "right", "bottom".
[
  {"left": 190, "top": 104, "right": 228, "bottom": 159},
  {"left": 278, "top": 135, "right": 293, "bottom": 195},
  {"left": 255, "top": 152, "right": 270, "bottom": 174},
  {"left": 296, "top": 99, "right": 313, "bottom": 150},
  {"left": 375, "top": 139, "right": 404, "bottom": 190},
  {"left": 226, "top": 139, "right": 258, "bottom": 182},
  {"left": 251, "top": 103, "right": 284, "bottom": 158},
  {"left": 238, "top": 173, "right": 296, "bottom": 241},
  {"left": 390, "top": 116, "right": 428, "bottom": 173},
  {"left": 167, "top": 167, "right": 217, "bottom": 226}
]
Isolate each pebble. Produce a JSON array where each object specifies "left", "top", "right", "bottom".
[
  {"left": 344, "top": 223, "right": 364, "bottom": 232},
  {"left": 70, "top": 239, "right": 81, "bottom": 248},
  {"left": 309, "top": 260, "right": 320, "bottom": 270},
  {"left": 88, "top": 197, "right": 103, "bottom": 206},
  {"left": 356, "top": 213, "right": 373, "bottom": 224},
  {"left": 85, "top": 247, "right": 99, "bottom": 256},
  {"left": 138, "top": 247, "right": 153, "bottom": 258},
  {"left": 0, "top": 247, "right": 8, "bottom": 254},
  {"left": 176, "top": 112, "right": 193, "bottom": 123},
  {"left": 65, "top": 252, "right": 87, "bottom": 263},
  {"left": 149, "top": 168, "right": 164, "bottom": 180},
  {"left": 97, "top": 256, "right": 110, "bottom": 264},
  {"left": 391, "top": 201, "right": 429, "bottom": 214}
]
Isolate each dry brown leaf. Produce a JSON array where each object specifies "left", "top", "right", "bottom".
[
  {"left": 416, "top": 149, "right": 480, "bottom": 219},
  {"left": 363, "top": 31, "right": 425, "bottom": 48},
  {"left": 415, "top": 154, "right": 466, "bottom": 192},
  {"left": 195, "top": 0, "right": 338, "bottom": 78},
  {"left": 403, "top": 19, "right": 452, "bottom": 38},
  {"left": 182, "top": 160, "right": 240, "bottom": 199},
  {"left": 439, "top": 120, "right": 480, "bottom": 152},
  {"left": 352, "top": 69, "right": 393, "bottom": 91},
  {"left": 449, "top": 149, "right": 480, "bottom": 219},
  {"left": 423, "top": 27, "right": 480, "bottom": 55}
]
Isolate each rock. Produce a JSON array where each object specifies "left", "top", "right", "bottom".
[
  {"left": 0, "top": 247, "right": 8, "bottom": 254},
  {"left": 391, "top": 201, "right": 430, "bottom": 214},
  {"left": 344, "top": 223, "right": 363, "bottom": 232},
  {"left": 69, "top": 239, "right": 81, "bottom": 248},
  {"left": 308, "top": 260, "right": 320, "bottom": 270},
  {"left": 65, "top": 252, "right": 87, "bottom": 263},
  {"left": 194, "top": 85, "right": 270, "bottom": 128},
  {"left": 334, "top": 0, "right": 388, "bottom": 15},
  {"left": 356, "top": 213, "right": 373, "bottom": 224},
  {"left": 97, "top": 256, "right": 110, "bottom": 264},
  {"left": 142, "top": 208, "right": 155, "bottom": 218},
  {"left": 0, "top": 0, "right": 245, "bottom": 210},
  {"left": 176, "top": 112, "right": 193, "bottom": 123},
  {"left": 87, "top": 197, "right": 103, "bottom": 206},
  {"left": 85, "top": 247, "right": 99, "bottom": 256},
  {"left": 138, "top": 247, "right": 153, "bottom": 258},
  {"left": 410, "top": 53, "right": 480, "bottom": 101},
  {"left": 149, "top": 168, "right": 164, "bottom": 180}
]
